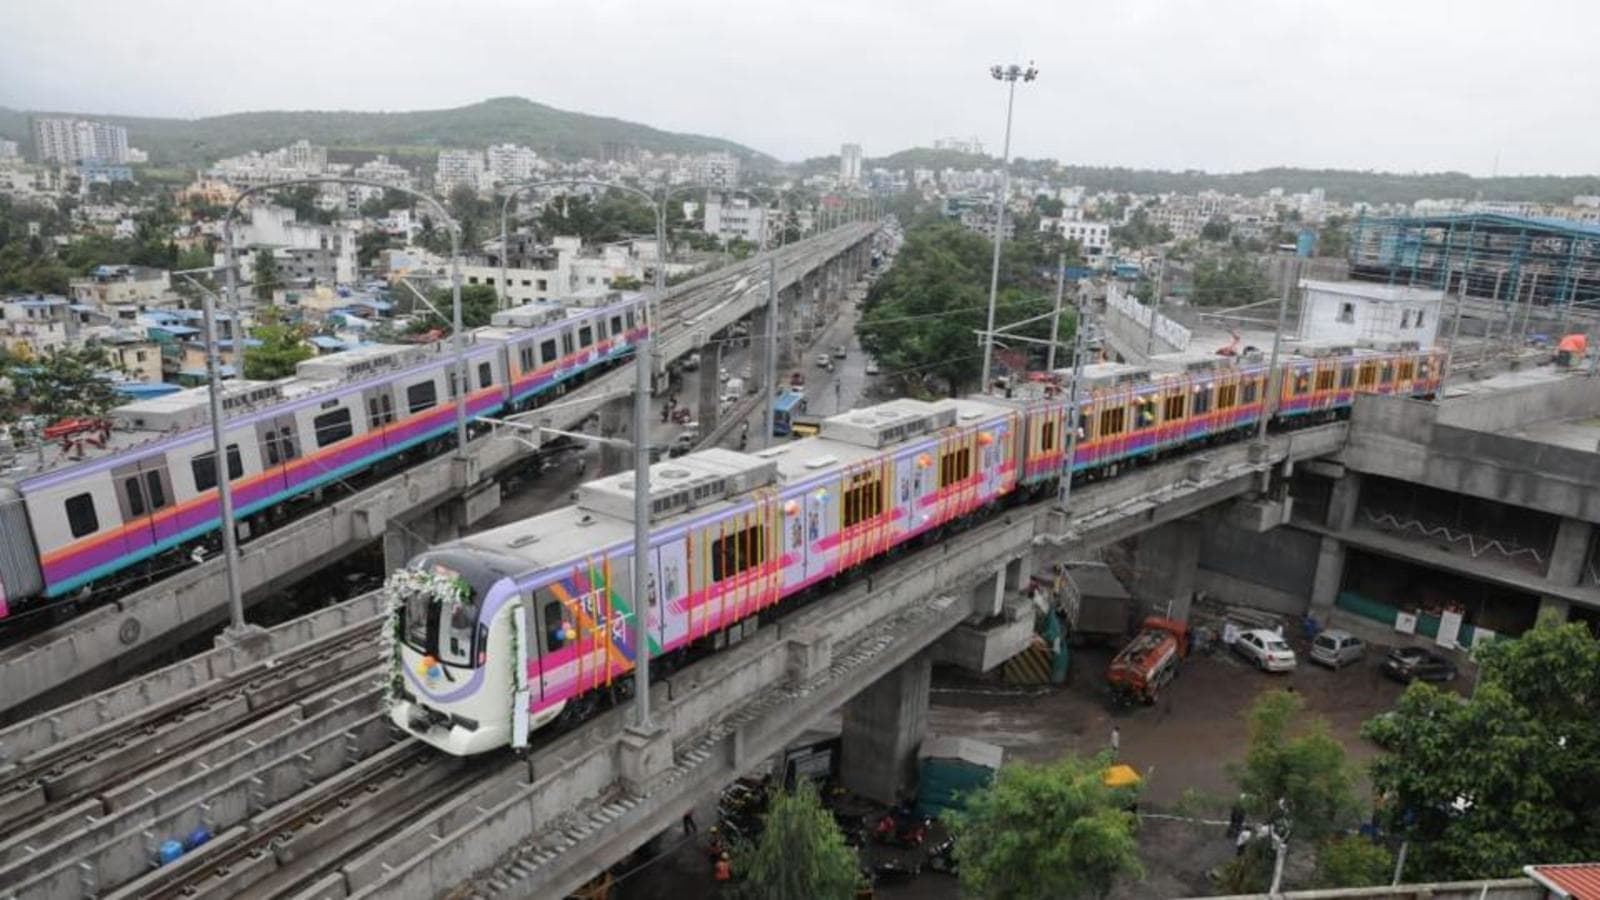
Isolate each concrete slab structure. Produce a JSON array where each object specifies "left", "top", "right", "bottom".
[{"left": 840, "top": 652, "right": 931, "bottom": 804}]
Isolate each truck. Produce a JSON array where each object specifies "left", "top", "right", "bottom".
[
  {"left": 1051, "top": 563, "right": 1135, "bottom": 644},
  {"left": 1105, "top": 617, "right": 1189, "bottom": 705}
]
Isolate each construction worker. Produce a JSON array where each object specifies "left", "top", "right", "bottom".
[{"left": 714, "top": 852, "right": 733, "bottom": 883}]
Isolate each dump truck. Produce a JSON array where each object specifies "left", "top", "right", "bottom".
[{"left": 1106, "top": 616, "right": 1189, "bottom": 705}]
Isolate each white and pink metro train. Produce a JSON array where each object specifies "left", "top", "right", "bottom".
[{"left": 389, "top": 342, "right": 1444, "bottom": 755}]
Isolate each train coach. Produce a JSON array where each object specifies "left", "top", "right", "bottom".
[
  {"left": 389, "top": 340, "right": 1444, "bottom": 756},
  {"left": 0, "top": 292, "right": 648, "bottom": 619}
]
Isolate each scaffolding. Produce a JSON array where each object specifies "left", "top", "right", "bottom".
[{"left": 1349, "top": 213, "right": 1600, "bottom": 328}]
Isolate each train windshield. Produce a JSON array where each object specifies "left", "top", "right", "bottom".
[{"left": 395, "top": 559, "right": 485, "bottom": 668}]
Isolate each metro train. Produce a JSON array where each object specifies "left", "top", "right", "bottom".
[
  {"left": 0, "top": 292, "right": 648, "bottom": 620},
  {"left": 389, "top": 340, "right": 1444, "bottom": 755}
]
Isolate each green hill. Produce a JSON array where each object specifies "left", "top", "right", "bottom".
[
  {"left": 800, "top": 146, "right": 1600, "bottom": 205},
  {"left": 0, "top": 97, "right": 768, "bottom": 167}
]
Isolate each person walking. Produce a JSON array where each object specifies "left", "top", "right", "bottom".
[
  {"left": 682, "top": 808, "right": 698, "bottom": 836},
  {"left": 1227, "top": 796, "right": 1246, "bottom": 839},
  {"left": 1235, "top": 824, "right": 1254, "bottom": 857},
  {"left": 1110, "top": 725, "right": 1120, "bottom": 759}
]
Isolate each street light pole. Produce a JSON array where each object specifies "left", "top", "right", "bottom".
[
  {"left": 1257, "top": 257, "right": 1298, "bottom": 443},
  {"left": 1047, "top": 249, "right": 1066, "bottom": 372},
  {"left": 1058, "top": 280, "right": 1090, "bottom": 512},
  {"left": 192, "top": 262, "right": 248, "bottom": 635},
  {"left": 980, "top": 62, "right": 1038, "bottom": 393}
]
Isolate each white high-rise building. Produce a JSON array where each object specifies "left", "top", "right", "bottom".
[
  {"left": 486, "top": 144, "right": 539, "bottom": 184},
  {"left": 285, "top": 139, "right": 327, "bottom": 172},
  {"left": 839, "top": 143, "right": 863, "bottom": 184},
  {"left": 32, "top": 118, "right": 130, "bottom": 164},
  {"left": 695, "top": 152, "right": 740, "bottom": 188},
  {"left": 0, "top": 139, "right": 18, "bottom": 160},
  {"left": 435, "top": 149, "right": 485, "bottom": 194},
  {"left": 354, "top": 155, "right": 413, "bottom": 190}
]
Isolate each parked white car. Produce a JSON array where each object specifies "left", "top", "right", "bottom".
[{"left": 1233, "top": 628, "right": 1298, "bottom": 672}]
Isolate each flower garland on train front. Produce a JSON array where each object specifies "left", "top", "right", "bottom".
[{"left": 382, "top": 567, "right": 472, "bottom": 709}]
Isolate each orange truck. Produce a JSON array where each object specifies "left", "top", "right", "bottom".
[{"left": 1106, "top": 616, "right": 1189, "bottom": 704}]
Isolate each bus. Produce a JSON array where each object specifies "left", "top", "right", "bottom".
[{"left": 772, "top": 389, "right": 808, "bottom": 437}]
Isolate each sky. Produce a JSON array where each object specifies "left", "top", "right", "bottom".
[{"left": 2, "top": 0, "right": 1597, "bottom": 176}]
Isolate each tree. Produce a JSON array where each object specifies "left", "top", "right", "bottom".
[
  {"left": 1318, "top": 215, "right": 1350, "bottom": 258},
  {"left": 1189, "top": 252, "right": 1270, "bottom": 307},
  {"left": 1200, "top": 218, "right": 1232, "bottom": 242},
  {"left": 416, "top": 283, "right": 500, "bottom": 332},
  {"left": 242, "top": 308, "right": 312, "bottom": 380},
  {"left": 1229, "top": 690, "right": 1360, "bottom": 847},
  {"left": 252, "top": 249, "right": 281, "bottom": 301},
  {"left": 731, "top": 780, "right": 860, "bottom": 900},
  {"left": 8, "top": 344, "right": 124, "bottom": 422},
  {"left": 1315, "top": 837, "right": 1394, "bottom": 889},
  {"left": 1363, "top": 617, "right": 1600, "bottom": 880},
  {"left": 358, "top": 229, "right": 396, "bottom": 269},
  {"left": 782, "top": 207, "right": 803, "bottom": 244},
  {"left": 950, "top": 752, "right": 1142, "bottom": 899}
]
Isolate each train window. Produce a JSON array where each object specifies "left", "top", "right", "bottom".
[
  {"left": 1163, "top": 395, "right": 1185, "bottom": 421},
  {"left": 1358, "top": 362, "right": 1377, "bottom": 387},
  {"left": 145, "top": 471, "right": 166, "bottom": 510},
  {"left": 1098, "top": 407, "right": 1125, "bottom": 436},
  {"left": 519, "top": 346, "right": 535, "bottom": 371},
  {"left": 1418, "top": 360, "right": 1431, "bottom": 379},
  {"left": 1135, "top": 399, "right": 1156, "bottom": 428},
  {"left": 65, "top": 493, "right": 98, "bottom": 537},
  {"left": 1339, "top": 367, "right": 1355, "bottom": 389},
  {"left": 843, "top": 476, "right": 884, "bottom": 528},
  {"left": 438, "top": 598, "right": 478, "bottom": 667},
  {"left": 1399, "top": 361, "right": 1415, "bottom": 381},
  {"left": 1217, "top": 384, "right": 1238, "bottom": 410},
  {"left": 1041, "top": 421, "right": 1056, "bottom": 451},
  {"left": 712, "top": 524, "right": 767, "bottom": 581},
  {"left": 402, "top": 590, "right": 431, "bottom": 653},
  {"left": 625, "top": 310, "right": 636, "bottom": 330},
  {"left": 610, "top": 315, "right": 623, "bottom": 336},
  {"left": 123, "top": 477, "right": 146, "bottom": 517},
  {"left": 562, "top": 333, "right": 575, "bottom": 356},
  {"left": 1242, "top": 379, "right": 1258, "bottom": 404},
  {"left": 938, "top": 447, "right": 972, "bottom": 488},
  {"left": 193, "top": 444, "right": 245, "bottom": 491},
  {"left": 407, "top": 381, "right": 438, "bottom": 414},
  {"left": 1192, "top": 387, "right": 1212, "bottom": 415},
  {"left": 544, "top": 600, "right": 568, "bottom": 652},
  {"left": 540, "top": 339, "right": 558, "bottom": 364},
  {"left": 447, "top": 370, "right": 458, "bottom": 400},
  {"left": 578, "top": 325, "right": 594, "bottom": 348},
  {"left": 313, "top": 407, "right": 354, "bottom": 448},
  {"left": 279, "top": 427, "right": 299, "bottom": 460},
  {"left": 1315, "top": 370, "right": 1336, "bottom": 391},
  {"left": 478, "top": 362, "right": 493, "bottom": 389},
  {"left": 1380, "top": 363, "right": 1394, "bottom": 383}
]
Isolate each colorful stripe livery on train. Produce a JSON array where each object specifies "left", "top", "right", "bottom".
[
  {"left": 0, "top": 294, "right": 648, "bottom": 619},
  {"left": 390, "top": 341, "right": 1443, "bottom": 755}
]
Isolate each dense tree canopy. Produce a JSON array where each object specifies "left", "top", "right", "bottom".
[
  {"left": 950, "top": 752, "right": 1142, "bottom": 899},
  {"left": 731, "top": 780, "right": 860, "bottom": 900},
  {"left": 413, "top": 283, "right": 500, "bottom": 332},
  {"left": 856, "top": 222, "right": 1077, "bottom": 394},
  {"left": 1230, "top": 690, "right": 1361, "bottom": 844},
  {"left": 1363, "top": 618, "right": 1600, "bottom": 880},
  {"left": 1189, "top": 252, "right": 1272, "bottom": 307}
]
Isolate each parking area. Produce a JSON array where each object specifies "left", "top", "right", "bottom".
[{"left": 613, "top": 630, "right": 1451, "bottom": 899}]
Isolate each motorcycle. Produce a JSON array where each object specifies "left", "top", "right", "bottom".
[
  {"left": 926, "top": 837, "right": 959, "bottom": 875},
  {"left": 874, "top": 812, "right": 930, "bottom": 848}
]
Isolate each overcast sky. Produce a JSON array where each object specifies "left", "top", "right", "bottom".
[{"left": 1, "top": 0, "right": 1595, "bottom": 175}]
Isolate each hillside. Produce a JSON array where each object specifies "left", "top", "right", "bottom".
[
  {"left": 801, "top": 148, "right": 1600, "bottom": 205},
  {"left": 0, "top": 97, "right": 767, "bottom": 166}
]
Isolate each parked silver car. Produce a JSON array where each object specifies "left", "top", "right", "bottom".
[
  {"left": 1233, "top": 628, "right": 1298, "bottom": 672},
  {"left": 1309, "top": 629, "right": 1366, "bottom": 669}
]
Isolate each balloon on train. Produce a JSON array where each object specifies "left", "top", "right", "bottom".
[{"left": 389, "top": 343, "right": 1445, "bottom": 756}]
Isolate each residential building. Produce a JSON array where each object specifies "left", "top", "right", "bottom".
[
  {"left": 226, "top": 203, "right": 358, "bottom": 286},
  {"left": 464, "top": 236, "right": 654, "bottom": 306},
  {"left": 703, "top": 194, "right": 767, "bottom": 245},
  {"left": 177, "top": 178, "right": 242, "bottom": 207},
  {"left": 285, "top": 139, "right": 327, "bottom": 172},
  {"left": 32, "top": 118, "right": 129, "bottom": 164},
  {"left": 99, "top": 329, "right": 163, "bottom": 383},
  {"left": 839, "top": 143, "right": 863, "bottom": 184},
  {"left": 77, "top": 161, "right": 133, "bottom": 184},
  {"left": 486, "top": 144, "right": 540, "bottom": 184},
  {"left": 932, "top": 136, "right": 985, "bottom": 155},
  {"left": 695, "top": 152, "right": 740, "bottom": 188},
  {"left": 0, "top": 139, "right": 18, "bottom": 160},
  {"left": 1040, "top": 218, "right": 1111, "bottom": 260},
  {"left": 71, "top": 265, "right": 176, "bottom": 313},
  {"left": 0, "top": 295, "right": 76, "bottom": 356},
  {"left": 435, "top": 149, "right": 485, "bottom": 194},
  {"left": 353, "top": 155, "right": 413, "bottom": 190}
]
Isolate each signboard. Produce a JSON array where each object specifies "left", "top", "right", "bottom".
[
  {"left": 782, "top": 737, "right": 842, "bottom": 788},
  {"left": 1394, "top": 611, "right": 1418, "bottom": 635}
]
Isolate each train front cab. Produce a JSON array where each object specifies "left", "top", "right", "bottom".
[{"left": 390, "top": 550, "right": 524, "bottom": 756}]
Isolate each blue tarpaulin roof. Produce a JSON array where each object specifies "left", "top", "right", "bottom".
[{"left": 114, "top": 381, "right": 182, "bottom": 399}]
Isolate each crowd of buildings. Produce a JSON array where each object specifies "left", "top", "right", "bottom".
[{"left": 5, "top": 119, "right": 1600, "bottom": 408}]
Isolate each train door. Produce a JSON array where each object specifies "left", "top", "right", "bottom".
[
  {"left": 779, "top": 490, "right": 808, "bottom": 595},
  {"left": 802, "top": 477, "right": 840, "bottom": 583},
  {"left": 977, "top": 418, "right": 1007, "bottom": 500},
  {"left": 255, "top": 415, "right": 301, "bottom": 496},
  {"left": 109, "top": 456, "right": 173, "bottom": 555},
  {"left": 361, "top": 385, "right": 397, "bottom": 451}
]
